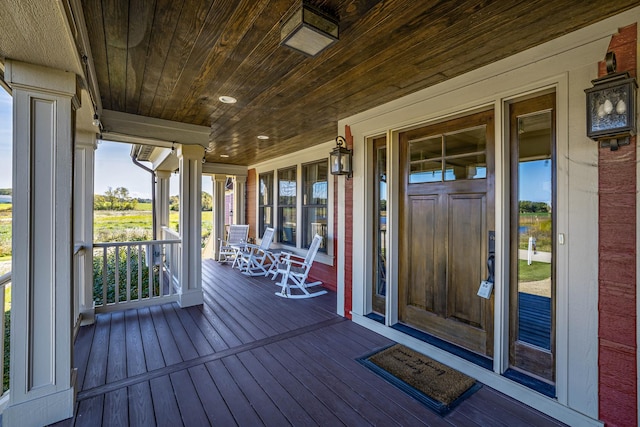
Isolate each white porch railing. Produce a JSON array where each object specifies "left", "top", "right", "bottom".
[
  {"left": 93, "top": 238, "right": 181, "bottom": 313},
  {"left": 0, "top": 271, "right": 11, "bottom": 404},
  {"left": 162, "top": 227, "right": 181, "bottom": 293}
]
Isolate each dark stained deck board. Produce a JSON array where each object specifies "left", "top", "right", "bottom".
[
  {"left": 128, "top": 382, "right": 156, "bottom": 426},
  {"left": 64, "top": 259, "right": 568, "bottom": 427},
  {"left": 170, "top": 303, "right": 217, "bottom": 356},
  {"left": 74, "top": 395, "right": 104, "bottom": 427},
  {"left": 148, "top": 304, "right": 184, "bottom": 366},
  {"left": 137, "top": 307, "right": 166, "bottom": 372},
  {"left": 235, "top": 349, "right": 319, "bottom": 426},
  {"left": 73, "top": 320, "right": 95, "bottom": 392},
  {"left": 169, "top": 369, "right": 211, "bottom": 426},
  {"left": 102, "top": 388, "right": 128, "bottom": 427},
  {"left": 188, "top": 363, "right": 237, "bottom": 426},
  {"left": 82, "top": 315, "right": 110, "bottom": 389},
  {"left": 246, "top": 346, "right": 346, "bottom": 426},
  {"left": 283, "top": 334, "right": 417, "bottom": 426},
  {"left": 149, "top": 376, "right": 183, "bottom": 427},
  {"left": 222, "top": 355, "right": 292, "bottom": 426},
  {"left": 202, "top": 267, "right": 299, "bottom": 333},
  {"left": 124, "top": 309, "right": 147, "bottom": 377},
  {"left": 183, "top": 305, "right": 231, "bottom": 352},
  {"left": 201, "top": 286, "right": 265, "bottom": 342},
  {"left": 159, "top": 303, "right": 202, "bottom": 361},
  {"left": 106, "top": 311, "right": 127, "bottom": 383},
  {"left": 204, "top": 359, "right": 264, "bottom": 426},
  {"left": 307, "top": 328, "right": 452, "bottom": 427},
  {"left": 263, "top": 341, "right": 375, "bottom": 427}
]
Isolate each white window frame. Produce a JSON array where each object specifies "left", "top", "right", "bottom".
[{"left": 251, "top": 140, "right": 336, "bottom": 265}]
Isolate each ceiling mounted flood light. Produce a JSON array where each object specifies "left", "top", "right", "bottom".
[{"left": 280, "top": 2, "right": 339, "bottom": 57}]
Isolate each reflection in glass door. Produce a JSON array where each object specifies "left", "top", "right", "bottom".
[
  {"left": 509, "top": 93, "right": 555, "bottom": 390},
  {"left": 372, "top": 137, "right": 387, "bottom": 316}
]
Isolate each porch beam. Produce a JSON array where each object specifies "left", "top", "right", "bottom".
[
  {"left": 3, "top": 60, "right": 79, "bottom": 427},
  {"left": 177, "top": 145, "right": 204, "bottom": 307}
]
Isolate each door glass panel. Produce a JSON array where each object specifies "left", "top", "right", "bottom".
[
  {"left": 516, "top": 111, "right": 553, "bottom": 350},
  {"left": 444, "top": 154, "right": 487, "bottom": 181},
  {"left": 409, "top": 137, "right": 442, "bottom": 183},
  {"left": 444, "top": 126, "right": 486, "bottom": 156},
  {"left": 410, "top": 160, "right": 442, "bottom": 183}
]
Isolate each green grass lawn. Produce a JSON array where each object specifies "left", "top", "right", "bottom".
[{"left": 518, "top": 260, "right": 551, "bottom": 282}]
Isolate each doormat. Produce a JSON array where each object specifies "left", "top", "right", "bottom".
[{"left": 357, "top": 344, "right": 481, "bottom": 415}]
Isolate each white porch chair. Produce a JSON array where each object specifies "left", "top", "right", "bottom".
[
  {"left": 217, "top": 224, "right": 249, "bottom": 264},
  {"left": 273, "top": 234, "right": 327, "bottom": 299},
  {"left": 235, "top": 227, "right": 276, "bottom": 276}
]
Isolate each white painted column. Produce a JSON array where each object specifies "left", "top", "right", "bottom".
[
  {"left": 233, "top": 175, "right": 247, "bottom": 225},
  {"left": 75, "top": 131, "right": 97, "bottom": 327},
  {"left": 177, "top": 145, "right": 204, "bottom": 307},
  {"left": 3, "top": 61, "right": 78, "bottom": 427},
  {"left": 212, "top": 174, "right": 227, "bottom": 259},
  {"left": 155, "top": 170, "right": 172, "bottom": 238}
]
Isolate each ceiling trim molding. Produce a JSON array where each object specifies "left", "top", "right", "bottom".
[
  {"left": 101, "top": 110, "right": 210, "bottom": 147},
  {"left": 202, "top": 162, "right": 248, "bottom": 177}
]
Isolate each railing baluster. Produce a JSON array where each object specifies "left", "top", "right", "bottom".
[
  {"left": 102, "top": 246, "right": 107, "bottom": 306},
  {"left": 114, "top": 246, "right": 120, "bottom": 304},
  {"left": 159, "top": 244, "right": 164, "bottom": 297},
  {"left": 138, "top": 244, "right": 142, "bottom": 300},
  {"left": 149, "top": 245, "right": 154, "bottom": 298},
  {"left": 126, "top": 245, "right": 131, "bottom": 302},
  {"left": 0, "top": 280, "right": 5, "bottom": 394}
]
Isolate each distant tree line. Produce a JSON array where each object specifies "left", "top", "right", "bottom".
[
  {"left": 170, "top": 192, "right": 212, "bottom": 211},
  {"left": 94, "top": 187, "right": 138, "bottom": 210},
  {"left": 0, "top": 189, "right": 11, "bottom": 196},
  {"left": 519, "top": 200, "right": 550, "bottom": 213},
  {"left": 93, "top": 187, "right": 213, "bottom": 211}
]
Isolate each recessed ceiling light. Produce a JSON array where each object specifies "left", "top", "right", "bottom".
[
  {"left": 218, "top": 96, "right": 237, "bottom": 104},
  {"left": 220, "top": 154, "right": 230, "bottom": 158},
  {"left": 257, "top": 135, "right": 269, "bottom": 140}
]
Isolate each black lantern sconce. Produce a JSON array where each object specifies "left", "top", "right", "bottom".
[
  {"left": 585, "top": 52, "right": 638, "bottom": 150},
  {"left": 330, "top": 136, "right": 352, "bottom": 178}
]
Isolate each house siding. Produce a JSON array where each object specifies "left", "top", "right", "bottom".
[{"left": 597, "top": 23, "right": 638, "bottom": 427}]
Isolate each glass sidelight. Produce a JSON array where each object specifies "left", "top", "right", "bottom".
[
  {"left": 509, "top": 93, "right": 556, "bottom": 390},
  {"left": 372, "top": 136, "right": 387, "bottom": 316}
]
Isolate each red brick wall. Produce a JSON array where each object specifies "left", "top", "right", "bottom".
[
  {"left": 344, "top": 126, "right": 354, "bottom": 319},
  {"left": 246, "top": 169, "right": 257, "bottom": 240},
  {"left": 598, "top": 23, "right": 637, "bottom": 427}
]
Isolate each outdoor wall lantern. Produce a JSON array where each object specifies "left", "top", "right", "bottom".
[
  {"left": 330, "top": 136, "right": 352, "bottom": 178},
  {"left": 585, "top": 52, "right": 638, "bottom": 150},
  {"left": 280, "top": 1, "right": 339, "bottom": 57}
]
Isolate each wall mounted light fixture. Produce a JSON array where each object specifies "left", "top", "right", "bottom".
[
  {"left": 330, "top": 136, "right": 352, "bottom": 178},
  {"left": 280, "top": 1, "right": 339, "bottom": 57},
  {"left": 585, "top": 52, "right": 638, "bottom": 150}
]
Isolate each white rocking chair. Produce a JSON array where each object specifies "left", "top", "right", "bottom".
[
  {"left": 217, "top": 224, "right": 249, "bottom": 264},
  {"left": 236, "top": 227, "right": 276, "bottom": 276},
  {"left": 273, "top": 234, "right": 327, "bottom": 299}
]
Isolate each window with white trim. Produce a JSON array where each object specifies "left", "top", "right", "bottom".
[
  {"left": 302, "top": 160, "right": 328, "bottom": 252},
  {"left": 258, "top": 172, "right": 273, "bottom": 236},
  {"left": 277, "top": 167, "right": 297, "bottom": 246}
]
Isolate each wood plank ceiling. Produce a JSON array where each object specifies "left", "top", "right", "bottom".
[{"left": 82, "top": 0, "right": 638, "bottom": 166}]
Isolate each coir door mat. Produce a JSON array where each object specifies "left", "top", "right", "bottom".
[{"left": 358, "top": 344, "right": 481, "bottom": 415}]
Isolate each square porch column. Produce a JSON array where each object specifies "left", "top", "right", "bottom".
[
  {"left": 212, "top": 174, "right": 227, "bottom": 260},
  {"left": 155, "top": 170, "right": 172, "bottom": 238},
  {"left": 74, "top": 131, "right": 97, "bottom": 327},
  {"left": 233, "top": 175, "right": 247, "bottom": 226},
  {"left": 3, "top": 60, "right": 79, "bottom": 427},
  {"left": 177, "top": 145, "right": 204, "bottom": 307}
]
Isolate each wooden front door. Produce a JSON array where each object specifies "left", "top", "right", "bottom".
[{"left": 399, "top": 110, "right": 495, "bottom": 357}]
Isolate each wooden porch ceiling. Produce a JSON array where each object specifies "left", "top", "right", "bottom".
[{"left": 81, "top": 0, "right": 638, "bottom": 166}]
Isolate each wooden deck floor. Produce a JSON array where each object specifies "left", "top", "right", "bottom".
[{"left": 56, "top": 259, "right": 566, "bottom": 426}]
